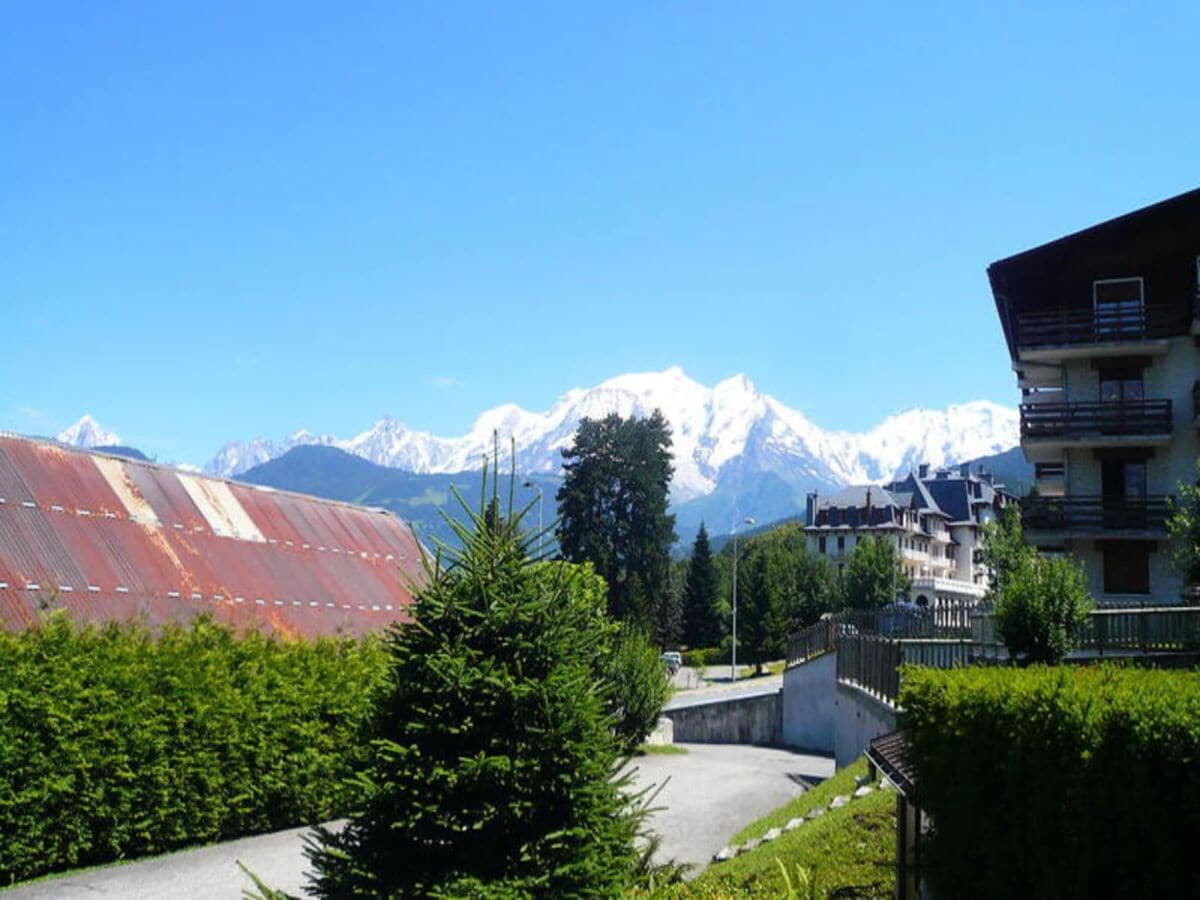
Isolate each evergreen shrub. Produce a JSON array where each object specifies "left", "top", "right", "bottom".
[
  {"left": 901, "top": 665, "right": 1200, "bottom": 899},
  {"left": 0, "top": 614, "right": 387, "bottom": 885},
  {"left": 303, "top": 479, "right": 645, "bottom": 898}
]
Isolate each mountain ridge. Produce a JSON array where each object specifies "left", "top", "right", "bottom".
[{"left": 199, "top": 368, "right": 1018, "bottom": 501}]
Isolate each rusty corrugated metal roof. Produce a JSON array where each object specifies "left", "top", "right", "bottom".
[{"left": 0, "top": 432, "right": 426, "bottom": 639}]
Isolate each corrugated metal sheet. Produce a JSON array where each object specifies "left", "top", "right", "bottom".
[
  {"left": 92, "top": 455, "right": 161, "bottom": 525},
  {"left": 176, "top": 473, "right": 265, "bottom": 542},
  {"left": 0, "top": 435, "right": 424, "bottom": 639}
]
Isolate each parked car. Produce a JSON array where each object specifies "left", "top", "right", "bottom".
[{"left": 661, "top": 651, "right": 682, "bottom": 676}]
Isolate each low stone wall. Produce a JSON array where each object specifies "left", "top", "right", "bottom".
[
  {"left": 781, "top": 651, "right": 836, "bottom": 754},
  {"left": 833, "top": 680, "right": 897, "bottom": 769},
  {"left": 663, "top": 690, "right": 782, "bottom": 746}
]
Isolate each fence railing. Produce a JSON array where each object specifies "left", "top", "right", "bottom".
[
  {"left": 836, "top": 633, "right": 902, "bottom": 705},
  {"left": 786, "top": 601, "right": 984, "bottom": 669},
  {"left": 1021, "top": 495, "right": 1172, "bottom": 534},
  {"left": 1015, "top": 304, "right": 1182, "bottom": 348},
  {"left": 794, "top": 604, "right": 1200, "bottom": 708},
  {"left": 968, "top": 606, "right": 1200, "bottom": 656},
  {"left": 1080, "top": 606, "right": 1200, "bottom": 654},
  {"left": 900, "top": 638, "right": 972, "bottom": 670},
  {"left": 1019, "top": 399, "right": 1173, "bottom": 441},
  {"left": 785, "top": 618, "right": 839, "bottom": 668}
]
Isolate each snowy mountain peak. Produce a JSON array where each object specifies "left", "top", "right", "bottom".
[
  {"left": 203, "top": 367, "right": 1019, "bottom": 505},
  {"left": 57, "top": 415, "right": 121, "bottom": 449}
]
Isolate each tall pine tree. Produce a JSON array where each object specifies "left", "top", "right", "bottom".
[
  {"left": 681, "top": 522, "right": 721, "bottom": 648},
  {"left": 556, "top": 411, "right": 677, "bottom": 633}
]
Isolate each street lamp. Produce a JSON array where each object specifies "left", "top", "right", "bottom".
[
  {"left": 731, "top": 514, "right": 755, "bottom": 683},
  {"left": 522, "top": 480, "right": 544, "bottom": 556}
]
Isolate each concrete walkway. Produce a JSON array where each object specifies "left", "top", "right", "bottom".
[{"left": 1, "top": 745, "right": 833, "bottom": 898}]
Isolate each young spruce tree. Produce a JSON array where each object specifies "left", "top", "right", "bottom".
[
  {"left": 302, "top": 460, "right": 642, "bottom": 898},
  {"left": 681, "top": 523, "right": 721, "bottom": 648}
]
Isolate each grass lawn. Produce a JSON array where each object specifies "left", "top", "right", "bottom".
[
  {"left": 637, "top": 743, "right": 689, "bottom": 756},
  {"left": 661, "top": 759, "right": 895, "bottom": 898}
]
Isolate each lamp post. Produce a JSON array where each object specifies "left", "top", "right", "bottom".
[
  {"left": 731, "top": 515, "right": 755, "bottom": 683},
  {"left": 522, "top": 480, "right": 544, "bottom": 556}
]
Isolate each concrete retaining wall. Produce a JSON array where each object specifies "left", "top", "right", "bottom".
[
  {"left": 833, "top": 681, "right": 897, "bottom": 768},
  {"left": 662, "top": 690, "right": 781, "bottom": 745},
  {"left": 781, "top": 652, "right": 836, "bottom": 753}
]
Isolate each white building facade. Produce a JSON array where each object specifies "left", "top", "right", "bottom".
[{"left": 804, "top": 463, "right": 1011, "bottom": 606}]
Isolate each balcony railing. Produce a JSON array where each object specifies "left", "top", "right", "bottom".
[
  {"left": 1020, "top": 400, "right": 1172, "bottom": 441},
  {"left": 1015, "top": 305, "right": 1180, "bottom": 349},
  {"left": 1021, "top": 495, "right": 1172, "bottom": 533}
]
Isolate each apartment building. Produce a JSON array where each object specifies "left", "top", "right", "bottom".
[
  {"left": 989, "top": 188, "right": 1200, "bottom": 605},
  {"left": 804, "top": 463, "right": 1011, "bottom": 606}
]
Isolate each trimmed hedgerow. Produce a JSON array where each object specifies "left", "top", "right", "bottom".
[
  {"left": 0, "top": 613, "right": 389, "bottom": 886},
  {"left": 901, "top": 665, "right": 1200, "bottom": 900}
]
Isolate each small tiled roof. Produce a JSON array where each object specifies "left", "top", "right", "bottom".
[
  {"left": 867, "top": 729, "right": 917, "bottom": 801},
  {"left": 813, "top": 485, "right": 903, "bottom": 511}
]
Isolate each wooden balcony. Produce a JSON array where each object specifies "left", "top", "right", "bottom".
[
  {"left": 1020, "top": 400, "right": 1172, "bottom": 446},
  {"left": 1021, "top": 495, "right": 1172, "bottom": 536},
  {"left": 1015, "top": 305, "right": 1180, "bottom": 361}
]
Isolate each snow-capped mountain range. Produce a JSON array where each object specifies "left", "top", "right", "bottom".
[
  {"left": 56, "top": 415, "right": 122, "bottom": 449},
  {"left": 187, "top": 367, "right": 1017, "bottom": 501}
]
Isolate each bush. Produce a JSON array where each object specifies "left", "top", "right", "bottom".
[
  {"left": 681, "top": 646, "right": 711, "bottom": 668},
  {"left": 901, "top": 665, "right": 1200, "bottom": 899},
  {"left": 606, "top": 627, "right": 671, "bottom": 753},
  {"left": 993, "top": 552, "right": 1092, "bottom": 663},
  {"left": 303, "top": 482, "right": 642, "bottom": 898},
  {"left": 0, "top": 614, "right": 388, "bottom": 885}
]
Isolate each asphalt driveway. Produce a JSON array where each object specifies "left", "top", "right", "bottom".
[{"left": 2, "top": 744, "right": 833, "bottom": 898}]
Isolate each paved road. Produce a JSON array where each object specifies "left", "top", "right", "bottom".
[
  {"left": 0, "top": 823, "right": 331, "bottom": 899},
  {"left": 2, "top": 745, "right": 832, "bottom": 898},
  {"left": 629, "top": 744, "right": 833, "bottom": 873},
  {"left": 666, "top": 673, "right": 783, "bottom": 710}
]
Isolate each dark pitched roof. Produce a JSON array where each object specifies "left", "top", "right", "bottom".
[
  {"left": 988, "top": 186, "right": 1200, "bottom": 276},
  {"left": 867, "top": 729, "right": 917, "bottom": 800}
]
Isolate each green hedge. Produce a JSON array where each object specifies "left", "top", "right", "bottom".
[
  {"left": 901, "top": 665, "right": 1200, "bottom": 899},
  {"left": 681, "top": 643, "right": 729, "bottom": 668},
  {"left": 0, "top": 614, "right": 389, "bottom": 885}
]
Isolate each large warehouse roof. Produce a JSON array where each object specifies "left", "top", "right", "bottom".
[{"left": 0, "top": 433, "right": 425, "bottom": 638}]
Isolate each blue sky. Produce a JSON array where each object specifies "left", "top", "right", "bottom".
[{"left": 3, "top": 2, "right": 1198, "bottom": 464}]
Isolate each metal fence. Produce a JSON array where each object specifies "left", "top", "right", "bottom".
[
  {"left": 793, "top": 603, "right": 1200, "bottom": 709},
  {"left": 836, "top": 633, "right": 902, "bottom": 705},
  {"left": 971, "top": 606, "right": 1200, "bottom": 656}
]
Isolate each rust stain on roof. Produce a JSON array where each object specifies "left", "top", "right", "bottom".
[{"left": 0, "top": 433, "right": 425, "bottom": 639}]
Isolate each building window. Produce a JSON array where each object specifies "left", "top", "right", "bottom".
[
  {"left": 1102, "top": 459, "right": 1147, "bottom": 498},
  {"left": 837, "top": 535, "right": 845, "bottom": 553},
  {"left": 818, "top": 536, "right": 826, "bottom": 554},
  {"left": 1035, "top": 461, "right": 1064, "bottom": 479},
  {"left": 1099, "top": 368, "right": 1145, "bottom": 403},
  {"left": 1093, "top": 277, "right": 1144, "bottom": 336},
  {"left": 1102, "top": 542, "right": 1151, "bottom": 594}
]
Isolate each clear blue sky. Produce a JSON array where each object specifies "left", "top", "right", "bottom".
[{"left": 3, "top": 2, "right": 1198, "bottom": 464}]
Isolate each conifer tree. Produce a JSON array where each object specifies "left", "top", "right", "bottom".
[
  {"left": 556, "top": 411, "right": 677, "bottom": 630},
  {"left": 681, "top": 523, "right": 721, "bottom": 648},
  {"left": 302, "top": 463, "right": 642, "bottom": 898}
]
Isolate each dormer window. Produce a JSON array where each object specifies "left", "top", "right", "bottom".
[{"left": 1094, "top": 277, "right": 1144, "bottom": 337}]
